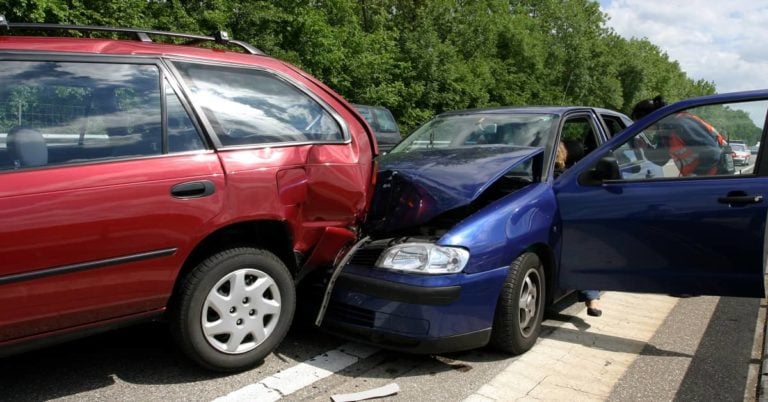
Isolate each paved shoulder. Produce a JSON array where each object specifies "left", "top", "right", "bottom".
[
  {"left": 610, "top": 295, "right": 763, "bottom": 401},
  {"left": 466, "top": 292, "right": 678, "bottom": 401}
]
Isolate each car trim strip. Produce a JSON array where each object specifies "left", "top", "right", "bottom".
[
  {"left": 315, "top": 236, "right": 371, "bottom": 326},
  {"left": 0, "top": 248, "right": 177, "bottom": 286}
]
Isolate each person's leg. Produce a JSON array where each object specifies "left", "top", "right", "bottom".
[{"left": 578, "top": 290, "right": 602, "bottom": 317}]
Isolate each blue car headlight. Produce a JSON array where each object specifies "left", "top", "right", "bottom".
[{"left": 375, "top": 243, "right": 470, "bottom": 274}]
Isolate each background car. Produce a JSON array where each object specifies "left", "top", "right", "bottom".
[
  {"left": 317, "top": 93, "right": 767, "bottom": 356},
  {"left": 731, "top": 143, "right": 751, "bottom": 165},
  {"left": 353, "top": 104, "right": 402, "bottom": 153},
  {"left": 0, "top": 21, "right": 376, "bottom": 372}
]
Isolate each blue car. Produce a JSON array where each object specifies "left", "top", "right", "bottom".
[{"left": 318, "top": 93, "right": 767, "bottom": 355}]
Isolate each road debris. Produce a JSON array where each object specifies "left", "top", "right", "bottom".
[{"left": 330, "top": 383, "right": 400, "bottom": 402}]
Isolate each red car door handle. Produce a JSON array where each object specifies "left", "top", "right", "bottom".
[
  {"left": 171, "top": 180, "right": 215, "bottom": 198},
  {"left": 718, "top": 194, "right": 763, "bottom": 205}
]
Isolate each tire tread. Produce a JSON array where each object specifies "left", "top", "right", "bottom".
[{"left": 489, "top": 251, "right": 544, "bottom": 355}]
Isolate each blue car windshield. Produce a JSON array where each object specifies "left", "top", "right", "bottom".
[{"left": 390, "top": 112, "right": 557, "bottom": 166}]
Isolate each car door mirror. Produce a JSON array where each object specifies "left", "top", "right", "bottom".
[
  {"left": 579, "top": 155, "right": 622, "bottom": 185},
  {"left": 596, "top": 156, "right": 622, "bottom": 180}
]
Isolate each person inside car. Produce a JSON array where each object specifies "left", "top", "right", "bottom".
[{"left": 554, "top": 140, "right": 568, "bottom": 176}]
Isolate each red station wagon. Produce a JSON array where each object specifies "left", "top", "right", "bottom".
[{"left": 0, "top": 20, "right": 376, "bottom": 371}]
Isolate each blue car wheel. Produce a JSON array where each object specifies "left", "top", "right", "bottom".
[{"left": 489, "top": 251, "right": 545, "bottom": 354}]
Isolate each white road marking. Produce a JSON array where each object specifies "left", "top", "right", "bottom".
[{"left": 213, "top": 342, "right": 380, "bottom": 402}]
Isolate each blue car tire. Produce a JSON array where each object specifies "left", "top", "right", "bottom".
[{"left": 489, "top": 251, "right": 545, "bottom": 354}]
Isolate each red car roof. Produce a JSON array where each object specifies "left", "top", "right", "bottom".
[{"left": 0, "top": 35, "right": 279, "bottom": 66}]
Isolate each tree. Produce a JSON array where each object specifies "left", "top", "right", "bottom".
[{"left": 1, "top": 0, "right": 718, "bottom": 131}]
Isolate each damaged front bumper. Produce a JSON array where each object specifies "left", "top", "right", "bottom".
[{"left": 316, "top": 241, "right": 509, "bottom": 354}]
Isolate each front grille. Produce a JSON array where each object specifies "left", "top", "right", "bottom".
[
  {"left": 326, "top": 302, "right": 375, "bottom": 328},
  {"left": 349, "top": 247, "right": 385, "bottom": 266}
]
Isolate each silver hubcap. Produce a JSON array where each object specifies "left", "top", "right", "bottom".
[
  {"left": 518, "top": 268, "right": 540, "bottom": 338},
  {"left": 202, "top": 268, "right": 281, "bottom": 354}
]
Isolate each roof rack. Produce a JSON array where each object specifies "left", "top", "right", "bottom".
[{"left": 0, "top": 14, "right": 264, "bottom": 55}]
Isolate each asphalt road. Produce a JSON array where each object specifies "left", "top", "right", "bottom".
[
  {"left": 1, "top": 291, "right": 763, "bottom": 401},
  {"left": 608, "top": 295, "right": 764, "bottom": 401}
]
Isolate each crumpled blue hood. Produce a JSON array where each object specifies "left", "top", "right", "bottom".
[{"left": 366, "top": 146, "right": 543, "bottom": 234}]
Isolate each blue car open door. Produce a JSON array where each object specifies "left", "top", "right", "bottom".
[{"left": 554, "top": 92, "right": 768, "bottom": 298}]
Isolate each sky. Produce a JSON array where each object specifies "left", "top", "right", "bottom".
[{"left": 598, "top": 0, "right": 768, "bottom": 94}]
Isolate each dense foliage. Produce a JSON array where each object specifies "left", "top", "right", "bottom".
[{"left": 2, "top": 0, "right": 720, "bottom": 133}]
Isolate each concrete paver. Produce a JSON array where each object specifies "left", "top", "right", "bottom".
[{"left": 463, "top": 292, "right": 680, "bottom": 401}]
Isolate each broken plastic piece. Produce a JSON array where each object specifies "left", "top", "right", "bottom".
[{"left": 330, "top": 383, "right": 400, "bottom": 402}]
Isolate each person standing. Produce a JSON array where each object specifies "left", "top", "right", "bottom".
[
  {"left": 555, "top": 141, "right": 603, "bottom": 317},
  {"left": 578, "top": 290, "right": 602, "bottom": 317},
  {"left": 631, "top": 96, "right": 727, "bottom": 177}
]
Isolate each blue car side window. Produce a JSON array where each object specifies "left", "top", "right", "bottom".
[{"left": 614, "top": 100, "right": 768, "bottom": 180}]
